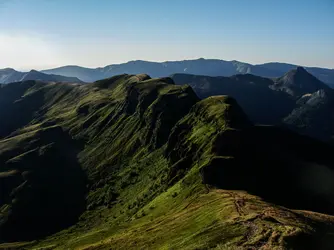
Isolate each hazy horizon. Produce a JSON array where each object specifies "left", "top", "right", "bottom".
[
  {"left": 1, "top": 0, "right": 333, "bottom": 70},
  {"left": 2, "top": 57, "right": 334, "bottom": 73}
]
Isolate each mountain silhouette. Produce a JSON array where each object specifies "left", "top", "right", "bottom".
[
  {"left": 38, "top": 58, "right": 334, "bottom": 87},
  {"left": 271, "top": 67, "right": 330, "bottom": 96},
  {"left": 0, "top": 69, "right": 83, "bottom": 84}
]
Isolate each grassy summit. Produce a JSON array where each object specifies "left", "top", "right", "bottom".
[{"left": 1, "top": 75, "right": 334, "bottom": 249}]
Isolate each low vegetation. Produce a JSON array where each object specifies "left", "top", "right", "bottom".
[{"left": 1, "top": 75, "right": 334, "bottom": 249}]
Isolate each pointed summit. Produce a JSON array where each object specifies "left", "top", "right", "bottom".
[
  {"left": 296, "top": 66, "right": 307, "bottom": 73},
  {"left": 286, "top": 66, "right": 316, "bottom": 80},
  {"left": 272, "top": 67, "right": 329, "bottom": 97}
]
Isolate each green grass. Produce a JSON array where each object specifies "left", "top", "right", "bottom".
[{"left": 1, "top": 75, "right": 334, "bottom": 249}]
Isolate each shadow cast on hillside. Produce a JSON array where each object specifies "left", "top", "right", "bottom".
[
  {"left": 202, "top": 126, "right": 334, "bottom": 215},
  {"left": 0, "top": 127, "right": 87, "bottom": 242}
]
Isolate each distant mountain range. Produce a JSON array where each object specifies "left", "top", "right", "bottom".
[
  {"left": 0, "top": 68, "right": 83, "bottom": 84},
  {"left": 39, "top": 58, "right": 334, "bottom": 87},
  {"left": 172, "top": 67, "right": 334, "bottom": 141}
]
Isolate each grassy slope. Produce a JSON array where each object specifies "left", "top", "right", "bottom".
[{"left": 1, "top": 76, "right": 334, "bottom": 249}]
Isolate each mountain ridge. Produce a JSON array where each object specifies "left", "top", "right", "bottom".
[
  {"left": 1, "top": 75, "right": 334, "bottom": 249},
  {"left": 171, "top": 68, "right": 334, "bottom": 141},
  {"left": 271, "top": 66, "right": 330, "bottom": 96},
  {"left": 0, "top": 69, "right": 83, "bottom": 84},
  {"left": 37, "top": 58, "right": 334, "bottom": 87}
]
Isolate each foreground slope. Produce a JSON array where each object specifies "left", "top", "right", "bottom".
[{"left": 1, "top": 75, "right": 334, "bottom": 249}]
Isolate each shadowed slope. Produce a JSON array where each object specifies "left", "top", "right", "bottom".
[
  {"left": 165, "top": 96, "right": 334, "bottom": 214},
  {"left": 172, "top": 69, "right": 334, "bottom": 142},
  {"left": 271, "top": 67, "right": 330, "bottom": 97},
  {"left": 0, "top": 126, "right": 86, "bottom": 241},
  {"left": 172, "top": 73, "right": 295, "bottom": 124},
  {"left": 284, "top": 89, "right": 334, "bottom": 141}
]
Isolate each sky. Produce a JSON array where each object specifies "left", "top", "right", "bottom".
[{"left": 0, "top": 0, "right": 333, "bottom": 71}]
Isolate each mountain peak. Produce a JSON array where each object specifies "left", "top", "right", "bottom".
[
  {"left": 295, "top": 66, "right": 307, "bottom": 74},
  {"left": 272, "top": 67, "right": 329, "bottom": 97},
  {"left": 288, "top": 66, "right": 325, "bottom": 83},
  {"left": 0, "top": 68, "right": 16, "bottom": 73}
]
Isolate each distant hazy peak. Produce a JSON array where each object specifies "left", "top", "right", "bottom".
[
  {"left": 29, "top": 69, "right": 40, "bottom": 73},
  {"left": 272, "top": 67, "right": 329, "bottom": 97},
  {"left": 0, "top": 68, "right": 16, "bottom": 73},
  {"left": 0, "top": 68, "right": 83, "bottom": 84},
  {"left": 296, "top": 66, "right": 307, "bottom": 72}
]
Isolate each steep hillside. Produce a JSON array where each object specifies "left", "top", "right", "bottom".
[
  {"left": 284, "top": 89, "right": 334, "bottom": 140},
  {"left": 167, "top": 96, "right": 334, "bottom": 214},
  {"left": 0, "top": 69, "right": 23, "bottom": 84},
  {"left": 0, "top": 69, "right": 83, "bottom": 84},
  {"left": 41, "top": 58, "right": 334, "bottom": 87},
  {"left": 172, "top": 70, "right": 334, "bottom": 141},
  {"left": 1, "top": 75, "right": 334, "bottom": 249},
  {"left": 0, "top": 126, "right": 86, "bottom": 241}
]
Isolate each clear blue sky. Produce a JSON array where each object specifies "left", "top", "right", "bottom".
[{"left": 0, "top": 0, "right": 333, "bottom": 70}]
